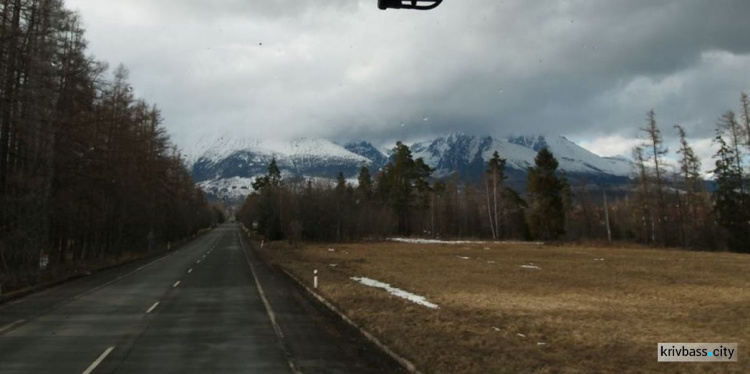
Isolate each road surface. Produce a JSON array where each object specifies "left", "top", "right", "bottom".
[{"left": 0, "top": 224, "right": 400, "bottom": 373}]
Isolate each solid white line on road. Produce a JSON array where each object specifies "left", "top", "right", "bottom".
[
  {"left": 237, "top": 231, "right": 301, "bottom": 374},
  {"left": 82, "top": 346, "right": 115, "bottom": 374},
  {"left": 173, "top": 281, "right": 181, "bottom": 288},
  {"left": 146, "top": 302, "right": 159, "bottom": 314},
  {"left": 0, "top": 319, "right": 26, "bottom": 334},
  {"left": 188, "top": 268, "right": 193, "bottom": 274}
]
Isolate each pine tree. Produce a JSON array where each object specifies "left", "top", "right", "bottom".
[
  {"left": 717, "top": 111, "right": 745, "bottom": 197},
  {"left": 356, "top": 166, "right": 373, "bottom": 199},
  {"left": 632, "top": 146, "right": 654, "bottom": 244},
  {"left": 674, "top": 125, "right": 704, "bottom": 248},
  {"left": 375, "top": 142, "right": 433, "bottom": 235},
  {"left": 713, "top": 130, "right": 750, "bottom": 252},
  {"left": 527, "top": 148, "right": 565, "bottom": 240}
]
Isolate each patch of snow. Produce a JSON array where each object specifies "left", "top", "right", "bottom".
[
  {"left": 351, "top": 277, "right": 439, "bottom": 309},
  {"left": 520, "top": 264, "right": 541, "bottom": 270},
  {"left": 594, "top": 258, "right": 605, "bottom": 261},
  {"left": 328, "top": 248, "right": 336, "bottom": 252},
  {"left": 389, "top": 238, "right": 544, "bottom": 246},
  {"left": 455, "top": 256, "right": 471, "bottom": 260},
  {"left": 390, "top": 238, "right": 487, "bottom": 244},
  {"left": 517, "top": 333, "right": 526, "bottom": 338}
]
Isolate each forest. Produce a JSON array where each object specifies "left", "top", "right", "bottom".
[
  {"left": 239, "top": 94, "right": 750, "bottom": 254},
  {"left": 0, "top": 0, "right": 220, "bottom": 293}
]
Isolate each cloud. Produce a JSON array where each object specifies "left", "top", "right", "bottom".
[{"left": 65, "top": 0, "right": 750, "bottom": 153}]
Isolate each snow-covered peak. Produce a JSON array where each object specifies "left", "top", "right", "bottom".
[
  {"left": 410, "top": 133, "right": 633, "bottom": 178},
  {"left": 188, "top": 135, "right": 371, "bottom": 166}
]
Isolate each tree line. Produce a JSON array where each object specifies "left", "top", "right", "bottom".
[
  {"left": 238, "top": 142, "right": 568, "bottom": 244},
  {"left": 0, "top": 0, "right": 220, "bottom": 292},
  {"left": 240, "top": 93, "right": 750, "bottom": 253}
]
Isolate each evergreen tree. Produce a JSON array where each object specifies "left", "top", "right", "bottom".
[
  {"left": 356, "top": 166, "right": 373, "bottom": 199},
  {"left": 527, "top": 148, "right": 565, "bottom": 240},
  {"left": 375, "top": 142, "right": 433, "bottom": 235},
  {"left": 674, "top": 125, "right": 704, "bottom": 248},
  {"left": 713, "top": 130, "right": 750, "bottom": 252},
  {"left": 252, "top": 157, "right": 282, "bottom": 191},
  {"left": 251, "top": 158, "right": 284, "bottom": 240}
]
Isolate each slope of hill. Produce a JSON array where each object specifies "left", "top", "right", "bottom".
[{"left": 187, "top": 133, "right": 633, "bottom": 201}]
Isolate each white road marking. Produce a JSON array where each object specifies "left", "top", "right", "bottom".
[
  {"left": 197, "top": 260, "right": 201, "bottom": 264},
  {"left": 238, "top": 231, "right": 301, "bottom": 374},
  {"left": 173, "top": 281, "right": 181, "bottom": 288},
  {"left": 188, "top": 268, "right": 193, "bottom": 274},
  {"left": 0, "top": 319, "right": 26, "bottom": 334},
  {"left": 82, "top": 346, "right": 115, "bottom": 374},
  {"left": 146, "top": 302, "right": 159, "bottom": 314}
]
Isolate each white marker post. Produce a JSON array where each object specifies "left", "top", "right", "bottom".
[
  {"left": 261, "top": 240, "right": 264, "bottom": 248},
  {"left": 314, "top": 269, "right": 318, "bottom": 289}
]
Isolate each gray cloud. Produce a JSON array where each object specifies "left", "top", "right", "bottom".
[{"left": 67, "top": 0, "right": 750, "bottom": 154}]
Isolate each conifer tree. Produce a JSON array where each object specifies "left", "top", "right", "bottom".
[{"left": 527, "top": 148, "right": 565, "bottom": 240}]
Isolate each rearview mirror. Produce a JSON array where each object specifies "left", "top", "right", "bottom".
[{"left": 378, "top": 0, "right": 444, "bottom": 10}]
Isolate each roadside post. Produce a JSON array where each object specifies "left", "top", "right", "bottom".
[{"left": 314, "top": 269, "right": 318, "bottom": 289}]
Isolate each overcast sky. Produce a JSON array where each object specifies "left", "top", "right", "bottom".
[{"left": 66, "top": 0, "right": 750, "bottom": 170}]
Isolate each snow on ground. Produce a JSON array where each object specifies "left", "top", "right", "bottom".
[
  {"left": 389, "top": 238, "right": 545, "bottom": 245},
  {"left": 390, "top": 238, "right": 487, "bottom": 244},
  {"left": 351, "top": 277, "right": 439, "bottom": 309},
  {"left": 520, "top": 264, "right": 541, "bottom": 270}
]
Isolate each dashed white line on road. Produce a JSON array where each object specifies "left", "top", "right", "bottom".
[
  {"left": 146, "top": 302, "right": 159, "bottom": 314},
  {"left": 0, "top": 319, "right": 26, "bottom": 334},
  {"left": 82, "top": 346, "right": 115, "bottom": 374},
  {"left": 173, "top": 281, "right": 181, "bottom": 288},
  {"left": 188, "top": 268, "right": 193, "bottom": 274},
  {"left": 197, "top": 260, "right": 201, "bottom": 264}
]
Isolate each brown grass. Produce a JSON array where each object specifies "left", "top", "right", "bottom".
[{"left": 257, "top": 240, "right": 750, "bottom": 373}]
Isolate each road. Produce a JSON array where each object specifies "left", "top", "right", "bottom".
[{"left": 0, "top": 224, "right": 400, "bottom": 374}]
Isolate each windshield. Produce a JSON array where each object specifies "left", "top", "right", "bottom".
[{"left": 0, "top": 1, "right": 747, "bottom": 373}]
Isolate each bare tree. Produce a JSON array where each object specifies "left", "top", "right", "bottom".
[{"left": 640, "top": 111, "right": 668, "bottom": 246}]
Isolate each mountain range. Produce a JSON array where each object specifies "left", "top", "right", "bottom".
[{"left": 186, "top": 133, "right": 633, "bottom": 202}]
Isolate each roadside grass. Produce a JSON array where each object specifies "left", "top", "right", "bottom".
[{"left": 257, "top": 241, "right": 750, "bottom": 373}]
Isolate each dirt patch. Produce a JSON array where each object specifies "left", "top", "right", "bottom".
[{"left": 257, "top": 241, "right": 750, "bottom": 373}]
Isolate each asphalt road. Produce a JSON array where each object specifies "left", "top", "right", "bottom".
[{"left": 0, "top": 224, "right": 400, "bottom": 374}]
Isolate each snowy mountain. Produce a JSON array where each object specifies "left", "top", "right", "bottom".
[
  {"left": 344, "top": 141, "right": 389, "bottom": 168},
  {"left": 187, "top": 133, "right": 633, "bottom": 202},
  {"left": 189, "top": 135, "right": 376, "bottom": 201},
  {"left": 410, "top": 133, "right": 632, "bottom": 181}
]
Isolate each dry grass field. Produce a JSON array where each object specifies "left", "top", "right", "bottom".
[{"left": 257, "top": 240, "right": 749, "bottom": 373}]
